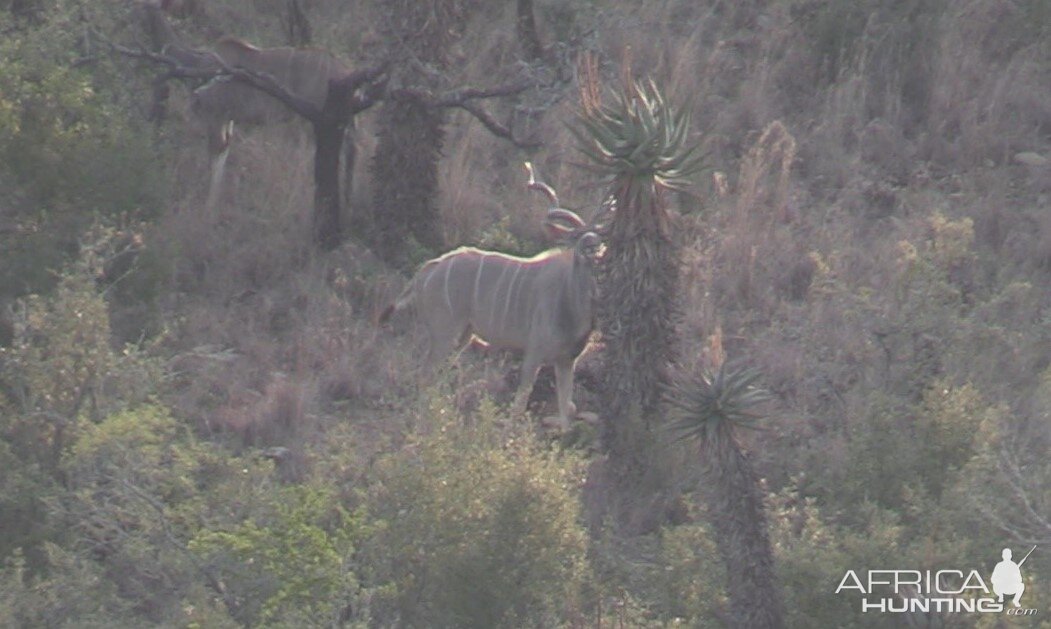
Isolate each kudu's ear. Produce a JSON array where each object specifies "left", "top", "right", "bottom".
[{"left": 574, "top": 231, "right": 602, "bottom": 260}]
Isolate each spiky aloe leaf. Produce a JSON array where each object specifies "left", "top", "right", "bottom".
[
  {"left": 572, "top": 79, "right": 706, "bottom": 191},
  {"left": 667, "top": 360, "right": 787, "bottom": 628},
  {"left": 665, "top": 363, "right": 772, "bottom": 444}
]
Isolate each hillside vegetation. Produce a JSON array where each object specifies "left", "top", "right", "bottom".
[{"left": 2, "top": 0, "right": 1051, "bottom": 626}]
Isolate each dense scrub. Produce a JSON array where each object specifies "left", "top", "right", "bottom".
[{"left": 2, "top": 0, "right": 1050, "bottom": 626}]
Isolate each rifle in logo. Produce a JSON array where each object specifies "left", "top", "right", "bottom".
[{"left": 992, "top": 545, "right": 1036, "bottom": 608}]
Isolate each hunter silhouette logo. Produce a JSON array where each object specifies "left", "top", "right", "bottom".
[
  {"left": 835, "top": 545, "right": 1039, "bottom": 615},
  {"left": 992, "top": 546, "right": 1035, "bottom": 608}
]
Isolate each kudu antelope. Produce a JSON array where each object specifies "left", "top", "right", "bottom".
[
  {"left": 192, "top": 36, "right": 353, "bottom": 210},
  {"left": 380, "top": 164, "right": 603, "bottom": 430},
  {"left": 132, "top": 1, "right": 355, "bottom": 210}
]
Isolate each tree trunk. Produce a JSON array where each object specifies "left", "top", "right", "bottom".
[
  {"left": 285, "top": 0, "right": 312, "bottom": 46},
  {"left": 600, "top": 183, "right": 681, "bottom": 466},
  {"left": 706, "top": 438, "right": 785, "bottom": 629},
  {"left": 368, "top": 0, "right": 472, "bottom": 266},
  {"left": 579, "top": 181, "right": 683, "bottom": 534},
  {"left": 311, "top": 78, "right": 355, "bottom": 250},
  {"left": 516, "top": 0, "right": 543, "bottom": 61},
  {"left": 370, "top": 95, "right": 446, "bottom": 265},
  {"left": 342, "top": 121, "right": 356, "bottom": 213},
  {"left": 313, "top": 119, "right": 345, "bottom": 249}
]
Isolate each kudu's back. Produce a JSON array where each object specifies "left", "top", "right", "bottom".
[
  {"left": 194, "top": 37, "right": 348, "bottom": 126},
  {"left": 403, "top": 246, "right": 594, "bottom": 363},
  {"left": 189, "top": 36, "right": 352, "bottom": 210},
  {"left": 380, "top": 164, "right": 602, "bottom": 430}
]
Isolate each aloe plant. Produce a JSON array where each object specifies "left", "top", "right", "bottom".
[
  {"left": 666, "top": 365, "right": 772, "bottom": 444},
  {"left": 570, "top": 77, "right": 704, "bottom": 535},
  {"left": 573, "top": 79, "right": 703, "bottom": 438},
  {"left": 666, "top": 362, "right": 785, "bottom": 629},
  {"left": 572, "top": 79, "right": 704, "bottom": 193}
]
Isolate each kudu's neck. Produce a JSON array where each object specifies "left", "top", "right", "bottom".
[{"left": 569, "top": 253, "right": 596, "bottom": 320}]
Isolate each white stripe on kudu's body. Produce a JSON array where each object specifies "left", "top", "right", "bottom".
[{"left": 380, "top": 164, "right": 602, "bottom": 430}]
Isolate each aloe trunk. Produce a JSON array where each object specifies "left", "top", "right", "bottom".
[
  {"left": 667, "top": 364, "right": 786, "bottom": 628},
  {"left": 573, "top": 80, "right": 701, "bottom": 472}
]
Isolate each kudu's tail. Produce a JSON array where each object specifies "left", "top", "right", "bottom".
[{"left": 377, "top": 283, "right": 414, "bottom": 325}]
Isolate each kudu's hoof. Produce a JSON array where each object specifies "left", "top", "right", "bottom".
[
  {"left": 576, "top": 411, "right": 600, "bottom": 425},
  {"left": 540, "top": 416, "right": 570, "bottom": 432}
]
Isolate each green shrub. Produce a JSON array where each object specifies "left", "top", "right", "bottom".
[
  {"left": 363, "top": 397, "right": 590, "bottom": 628},
  {"left": 57, "top": 404, "right": 232, "bottom": 624},
  {"left": 0, "top": 227, "right": 165, "bottom": 473},
  {"left": 0, "top": 229, "right": 165, "bottom": 577},
  {"left": 0, "top": 8, "right": 166, "bottom": 299},
  {"left": 770, "top": 482, "right": 909, "bottom": 629},
  {"left": 0, "top": 440, "right": 56, "bottom": 571},
  {"left": 0, "top": 544, "right": 135, "bottom": 628},
  {"left": 190, "top": 484, "right": 363, "bottom": 627},
  {"left": 836, "top": 383, "right": 995, "bottom": 513}
]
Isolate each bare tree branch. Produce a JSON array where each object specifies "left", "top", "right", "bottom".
[
  {"left": 111, "top": 41, "right": 322, "bottom": 119},
  {"left": 392, "top": 78, "right": 541, "bottom": 148},
  {"left": 456, "top": 101, "right": 540, "bottom": 148},
  {"left": 109, "top": 40, "right": 388, "bottom": 123},
  {"left": 426, "top": 78, "right": 535, "bottom": 107}
]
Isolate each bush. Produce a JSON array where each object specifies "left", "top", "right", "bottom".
[
  {"left": 362, "top": 397, "right": 590, "bottom": 628},
  {"left": 0, "top": 544, "right": 135, "bottom": 628},
  {"left": 0, "top": 6, "right": 166, "bottom": 300},
  {"left": 0, "top": 226, "right": 165, "bottom": 474},
  {"left": 0, "top": 440, "right": 56, "bottom": 572},
  {"left": 189, "top": 484, "right": 364, "bottom": 627},
  {"left": 0, "top": 228, "right": 166, "bottom": 577},
  {"left": 770, "top": 482, "right": 909, "bottom": 629},
  {"left": 55, "top": 404, "right": 236, "bottom": 624}
]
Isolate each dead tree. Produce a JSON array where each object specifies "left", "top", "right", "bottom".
[
  {"left": 369, "top": 0, "right": 545, "bottom": 268},
  {"left": 114, "top": 40, "right": 387, "bottom": 249}
]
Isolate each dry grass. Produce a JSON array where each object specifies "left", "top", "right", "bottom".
[{"left": 137, "top": 0, "right": 1051, "bottom": 510}]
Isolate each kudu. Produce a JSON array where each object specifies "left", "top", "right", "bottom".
[
  {"left": 380, "top": 164, "right": 603, "bottom": 430},
  {"left": 192, "top": 36, "right": 353, "bottom": 210},
  {"left": 133, "top": 1, "right": 354, "bottom": 210}
]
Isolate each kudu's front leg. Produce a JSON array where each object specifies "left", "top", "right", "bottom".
[
  {"left": 551, "top": 359, "right": 577, "bottom": 432},
  {"left": 512, "top": 353, "right": 541, "bottom": 419},
  {"left": 205, "top": 120, "right": 234, "bottom": 213}
]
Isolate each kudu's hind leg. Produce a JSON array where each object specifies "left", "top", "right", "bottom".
[
  {"left": 204, "top": 120, "right": 234, "bottom": 213},
  {"left": 423, "top": 313, "right": 471, "bottom": 369},
  {"left": 512, "top": 353, "right": 541, "bottom": 419}
]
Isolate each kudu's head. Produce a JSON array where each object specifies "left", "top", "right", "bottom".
[{"left": 526, "top": 162, "right": 603, "bottom": 265}]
